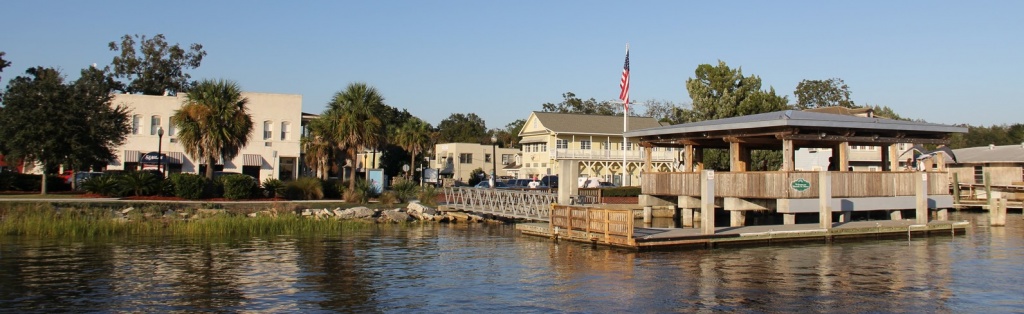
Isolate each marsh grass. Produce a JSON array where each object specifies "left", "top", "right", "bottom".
[{"left": 0, "top": 202, "right": 383, "bottom": 238}]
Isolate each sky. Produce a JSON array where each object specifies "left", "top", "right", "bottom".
[{"left": 1, "top": 1, "right": 1022, "bottom": 129}]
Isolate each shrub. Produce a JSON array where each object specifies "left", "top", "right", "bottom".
[
  {"left": 390, "top": 179, "right": 418, "bottom": 203},
  {"left": 170, "top": 173, "right": 205, "bottom": 200},
  {"left": 1, "top": 173, "right": 71, "bottom": 192},
  {"left": 417, "top": 185, "right": 439, "bottom": 207},
  {"left": 262, "top": 178, "right": 285, "bottom": 198},
  {"left": 117, "top": 171, "right": 161, "bottom": 196},
  {"left": 321, "top": 179, "right": 342, "bottom": 199},
  {"left": 378, "top": 191, "right": 399, "bottom": 205},
  {"left": 81, "top": 175, "right": 121, "bottom": 197},
  {"left": 222, "top": 174, "right": 256, "bottom": 200},
  {"left": 344, "top": 179, "right": 371, "bottom": 204},
  {"left": 285, "top": 177, "right": 323, "bottom": 200},
  {"left": 468, "top": 168, "right": 485, "bottom": 186},
  {"left": 602, "top": 186, "right": 641, "bottom": 197},
  {"left": 0, "top": 172, "right": 14, "bottom": 191}
]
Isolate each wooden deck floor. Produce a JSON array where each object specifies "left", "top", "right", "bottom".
[{"left": 516, "top": 220, "right": 969, "bottom": 250}]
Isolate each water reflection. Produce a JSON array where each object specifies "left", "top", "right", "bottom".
[{"left": 0, "top": 212, "right": 1020, "bottom": 312}]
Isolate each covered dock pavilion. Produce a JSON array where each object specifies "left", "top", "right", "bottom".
[{"left": 624, "top": 110, "right": 968, "bottom": 230}]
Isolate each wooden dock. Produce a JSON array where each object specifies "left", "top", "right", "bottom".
[{"left": 516, "top": 219, "right": 969, "bottom": 250}]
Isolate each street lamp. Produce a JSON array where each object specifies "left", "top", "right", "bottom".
[
  {"left": 490, "top": 135, "right": 497, "bottom": 189},
  {"left": 157, "top": 126, "right": 164, "bottom": 176}
]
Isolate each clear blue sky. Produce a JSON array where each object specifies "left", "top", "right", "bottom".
[{"left": 2, "top": 1, "right": 1021, "bottom": 129}]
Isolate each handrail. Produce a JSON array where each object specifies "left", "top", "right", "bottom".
[
  {"left": 442, "top": 187, "right": 555, "bottom": 220},
  {"left": 550, "top": 205, "right": 634, "bottom": 246}
]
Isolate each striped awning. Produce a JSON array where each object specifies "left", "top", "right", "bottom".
[
  {"left": 166, "top": 152, "right": 186, "bottom": 164},
  {"left": 124, "top": 150, "right": 141, "bottom": 163},
  {"left": 243, "top": 154, "right": 263, "bottom": 166},
  {"left": 197, "top": 156, "right": 224, "bottom": 165}
]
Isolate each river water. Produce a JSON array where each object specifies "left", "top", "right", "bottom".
[{"left": 1, "top": 211, "right": 1021, "bottom": 313}]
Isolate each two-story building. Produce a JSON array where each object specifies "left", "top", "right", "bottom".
[
  {"left": 431, "top": 142, "right": 519, "bottom": 184},
  {"left": 518, "top": 112, "right": 671, "bottom": 186},
  {"left": 105, "top": 92, "right": 303, "bottom": 182}
]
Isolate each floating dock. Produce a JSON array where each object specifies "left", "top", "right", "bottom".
[{"left": 516, "top": 219, "right": 969, "bottom": 250}]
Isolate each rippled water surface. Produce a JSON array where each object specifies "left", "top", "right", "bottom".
[{"left": 1, "top": 211, "right": 1022, "bottom": 313}]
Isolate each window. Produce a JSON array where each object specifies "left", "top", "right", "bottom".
[
  {"left": 974, "top": 166, "right": 984, "bottom": 184},
  {"left": 459, "top": 153, "right": 473, "bottom": 164},
  {"left": 541, "top": 144, "right": 546, "bottom": 152},
  {"left": 167, "top": 117, "right": 176, "bottom": 136},
  {"left": 556, "top": 139, "right": 568, "bottom": 149},
  {"left": 623, "top": 142, "right": 633, "bottom": 151},
  {"left": 281, "top": 121, "right": 291, "bottom": 140},
  {"left": 485, "top": 154, "right": 492, "bottom": 163},
  {"left": 150, "top": 115, "right": 161, "bottom": 135},
  {"left": 580, "top": 140, "right": 591, "bottom": 150},
  {"left": 132, "top": 115, "right": 141, "bottom": 134},
  {"left": 263, "top": 121, "right": 272, "bottom": 140},
  {"left": 501, "top": 154, "right": 512, "bottom": 164}
]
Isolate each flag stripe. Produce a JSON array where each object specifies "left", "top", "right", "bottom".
[{"left": 619, "top": 49, "right": 630, "bottom": 111}]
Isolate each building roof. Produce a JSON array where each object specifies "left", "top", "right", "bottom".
[
  {"left": 627, "top": 110, "right": 966, "bottom": 137},
  {"left": 527, "top": 112, "right": 664, "bottom": 135},
  {"left": 950, "top": 144, "right": 1024, "bottom": 164},
  {"left": 803, "top": 106, "right": 874, "bottom": 117}
]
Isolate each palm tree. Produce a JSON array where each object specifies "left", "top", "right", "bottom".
[
  {"left": 393, "top": 117, "right": 432, "bottom": 179},
  {"left": 301, "top": 116, "right": 336, "bottom": 180},
  {"left": 326, "top": 83, "right": 385, "bottom": 192},
  {"left": 172, "top": 79, "right": 253, "bottom": 179}
]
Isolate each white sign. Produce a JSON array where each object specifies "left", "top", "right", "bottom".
[{"left": 707, "top": 170, "right": 715, "bottom": 180}]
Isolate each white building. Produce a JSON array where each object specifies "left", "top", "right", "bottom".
[
  {"left": 105, "top": 92, "right": 303, "bottom": 181},
  {"left": 432, "top": 142, "right": 519, "bottom": 184}
]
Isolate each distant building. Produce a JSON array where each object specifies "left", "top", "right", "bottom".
[
  {"left": 431, "top": 142, "right": 519, "bottom": 185},
  {"left": 794, "top": 107, "right": 916, "bottom": 171},
  {"left": 105, "top": 92, "right": 303, "bottom": 181},
  {"left": 517, "top": 112, "right": 673, "bottom": 186},
  {"left": 947, "top": 143, "right": 1024, "bottom": 186}
]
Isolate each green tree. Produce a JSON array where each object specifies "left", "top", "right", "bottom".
[
  {"left": 301, "top": 117, "right": 338, "bottom": 179},
  {"left": 794, "top": 78, "right": 855, "bottom": 109},
  {"left": 675, "top": 61, "right": 791, "bottom": 170},
  {"left": 641, "top": 99, "right": 683, "bottom": 123},
  {"left": 676, "top": 60, "right": 790, "bottom": 123},
  {"left": 542, "top": 92, "right": 620, "bottom": 115},
  {"left": 0, "top": 67, "right": 130, "bottom": 194},
  {"left": 865, "top": 104, "right": 909, "bottom": 121},
  {"left": 326, "top": 83, "right": 386, "bottom": 192},
  {"left": 172, "top": 79, "right": 254, "bottom": 179},
  {"left": 503, "top": 119, "right": 526, "bottom": 148},
  {"left": 437, "top": 113, "right": 487, "bottom": 143},
  {"left": 393, "top": 117, "right": 433, "bottom": 179},
  {"left": 108, "top": 34, "right": 206, "bottom": 95}
]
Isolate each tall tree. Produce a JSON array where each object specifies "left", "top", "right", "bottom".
[
  {"left": 326, "top": 82, "right": 386, "bottom": 192},
  {"left": 541, "top": 92, "right": 620, "bottom": 115},
  {"left": 0, "top": 67, "right": 130, "bottom": 194},
  {"left": 108, "top": 34, "right": 206, "bottom": 96},
  {"left": 793, "top": 78, "right": 855, "bottom": 109},
  {"left": 393, "top": 117, "right": 433, "bottom": 179},
  {"left": 641, "top": 99, "right": 683, "bottom": 123},
  {"left": 437, "top": 113, "right": 487, "bottom": 143},
  {"left": 301, "top": 117, "right": 337, "bottom": 180},
  {"left": 504, "top": 119, "right": 526, "bottom": 148},
  {"left": 172, "top": 79, "right": 253, "bottom": 179},
  {"left": 676, "top": 60, "right": 790, "bottom": 123}
]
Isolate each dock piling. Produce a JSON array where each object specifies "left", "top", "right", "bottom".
[
  {"left": 701, "top": 170, "right": 716, "bottom": 235},
  {"left": 819, "top": 171, "right": 832, "bottom": 230},
  {"left": 916, "top": 172, "right": 929, "bottom": 224}
]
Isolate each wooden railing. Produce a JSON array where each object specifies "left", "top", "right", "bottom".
[
  {"left": 550, "top": 205, "right": 634, "bottom": 246},
  {"left": 642, "top": 171, "right": 950, "bottom": 199}
]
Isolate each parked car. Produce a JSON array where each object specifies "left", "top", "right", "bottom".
[
  {"left": 540, "top": 175, "right": 558, "bottom": 188},
  {"left": 505, "top": 179, "right": 533, "bottom": 188},
  {"left": 599, "top": 181, "right": 617, "bottom": 188},
  {"left": 474, "top": 181, "right": 509, "bottom": 188}
]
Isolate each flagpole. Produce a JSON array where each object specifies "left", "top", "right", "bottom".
[{"left": 622, "top": 43, "right": 629, "bottom": 187}]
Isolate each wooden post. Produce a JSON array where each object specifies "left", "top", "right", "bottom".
[
  {"left": 782, "top": 139, "right": 795, "bottom": 171},
  {"left": 888, "top": 144, "right": 899, "bottom": 171},
  {"left": 730, "top": 210, "right": 745, "bottom": 227},
  {"left": 683, "top": 207, "right": 694, "bottom": 227},
  {"left": 984, "top": 171, "right": 992, "bottom": 203},
  {"left": 952, "top": 173, "right": 961, "bottom": 209},
  {"left": 819, "top": 171, "right": 832, "bottom": 230},
  {"left": 643, "top": 145, "right": 652, "bottom": 173},
  {"left": 837, "top": 142, "right": 850, "bottom": 171},
  {"left": 783, "top": 213, "right": 796, "bottom": 225},
  {"left": 991, "top": 197, "right": 1007, "bottom": 227},
  {"left": 683, "top": 144, "right": 694, "bottom": 172},
  {"left": 880, "top": 144, "right": 891, "bottom": 171},
  {"left": 643, "top": 206, "right": 652, "bottom": 225},
  {"left": 701, "top": 170, "right": 716, "bottom": 235},
  {"left": 916, "top": 171, "right": 929, "bottom": 224},
  {"left": 729, "top": 142, "right": 750, "bottom": 172},
  {"left": 693, "top": 147, "right": 704, "bottom": 172},
  {"left": 890, "top": 210, "right": 903, "bottom": 220}
]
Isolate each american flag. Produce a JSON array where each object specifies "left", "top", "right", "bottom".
[{"left": 619, "top": 49, "right": 630, "bottom": 111}]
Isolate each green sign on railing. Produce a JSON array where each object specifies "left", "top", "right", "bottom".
[{"left": 791, "top": 178, "right": 811, "bottom": 192}]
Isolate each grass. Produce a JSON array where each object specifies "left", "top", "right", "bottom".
[{"left": 0, "top": 202, "right": 413, "bottom": 238}]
